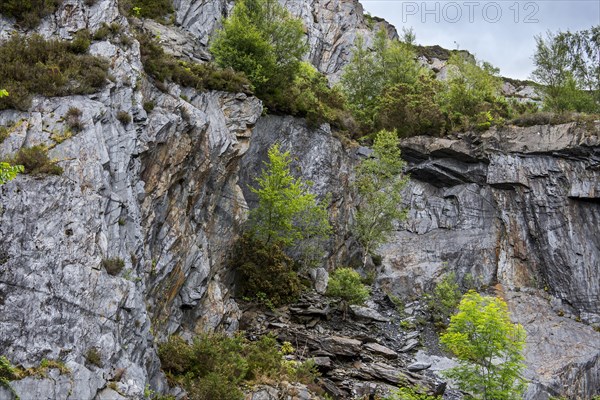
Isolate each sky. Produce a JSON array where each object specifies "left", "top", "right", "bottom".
[{"left": 360, "top": 0, "right": 600, "bottom": 80}]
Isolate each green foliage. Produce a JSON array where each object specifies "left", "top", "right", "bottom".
[
  {"left": 532, "top": 27, "right": 599, "bottom": 113},
  {"left": 438, "top": 53, "right": 508, "bottom": 131},
  {"left": 269, "top": 62, "right": 352, "bottom": 129},
  {"left": 143, "top": 101, "right": 155, "bottom": 113},
  {"left": 70, "top": 29, "right": 92, "bottom": 54},
  {"left": 440, "top": 291, "right": 527, "bottom": 400},
  {"left": 0, "top": 34, "right": 109, "bottom": 111},
  {"left": 0, "top": 162, "right": 23, "bottom": 185},
  {"left": 0, "top": 355, "right": 19, "bottom": 383},
  {"left": 326, "top": 267, "right": 370, "bottom": 305},
  {"left": 354, "top": 129, "right": 408, "bottom": 266},
  {"left": 385, "top": 385, "right": 440, "bottom": 400},
  {"left": 340, "top": 35, "right": 383, "bottom": 128},
  {"left": 127, "top": 0, "right": 173, "bottom": 19},
  {"left": 64, "top": 107, "right": 85, "bottom": 132},
  {"left": 341, "top": 28, "right": 425, "bottom": 130},
  {"left": 425, "top": 272, "right": 462, "bottom": 327},
  {"left": 38, "top": 359, "right": 70, "bottom": 376},
  {"left": 93, "top": 22, "right": 122, "bottom": 41},
  {"left": 138, "top": 34, "right": 251, "bottom": 94},
  {"left": 233, "top": 234, "right": 302, "bottom": 306},
  {"left": 0, "top": 0, "right": 63, "bottom": 29},
  {"left": 210, "top": 0, "right": 307, "bottom": 98},
  {"left": 102, "top": 257, "right": 125, "bottom": 276},
  {"left": 159, "top": 333, "right": 319, "bottom": 400},
  {"left": 9, "top": 146, "right": 63, "bottom": 176},
  {"left": 248, "top": 143, "right": 331, "bottom": 249},
  {"left": 376, "top": 73, "right": 446, "bottom": 137},
  {"left": 511, "top": 111, "right": 600, "bottom": 127}
]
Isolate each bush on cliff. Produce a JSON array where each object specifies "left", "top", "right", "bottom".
[
  {"left": 0, "top": 34, "right": 109, "bottom": 111},
  {"left": 210, "top": 0, "right": 307, "bottom": 99},
  {"left": 158, "top": 333, "right": 320, "bottom": 400},
  {"left": 0, "top": 0, "right": 63, "bottom": 28},
  {"left": 138, "top": 33, "right": 251, "bottom": 94}
]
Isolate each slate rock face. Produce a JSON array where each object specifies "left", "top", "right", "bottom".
[
  {"left": 0, "top": 0, "right": 599, "bottom": 399},
  {"left": 0, "top": 2, "right": 262, "bottom": 397},
  {"left": 378, "top": 123, "right": 600, "bottom": 399}
]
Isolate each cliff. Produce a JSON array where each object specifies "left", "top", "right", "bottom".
[{"left": 0, "top": 0, "right": 598, "bottom": 399}]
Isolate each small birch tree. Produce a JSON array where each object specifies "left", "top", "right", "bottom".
[{"left": 440, "top": 291, "right": 527, "bottom": 400}]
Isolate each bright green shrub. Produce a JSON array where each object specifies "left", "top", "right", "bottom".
[
  {"left": 0, "top": 162, "right": 23, "bottom": 185},
  {"left": 440, "top": 291, "right": 527, "bottom": 400},
  {"left": 0, "top": 34, "right": 109, "bottom": 111},
  {"left": 247, "top": 144, "right": 331, "bottom": 249},
  {"left": 0, "top": 0, "right": 63, "bottom": 28},
  {"left": 326, "top": 267, "right": 370, "bottom": 305}
]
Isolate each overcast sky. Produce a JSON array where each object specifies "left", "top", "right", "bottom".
[{"left": 360, "top": 0, "right": 600, "bottom": 80}]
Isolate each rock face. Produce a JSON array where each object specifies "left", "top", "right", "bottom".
[
  {"left": 1, "top": 2, "right": 262, "bottom": 397},
  {"left": 378, "top": 122, "right": 600, "bottom": 399},
  {"left": 0, "top": 0, "right": 599, "bottom": 400}
]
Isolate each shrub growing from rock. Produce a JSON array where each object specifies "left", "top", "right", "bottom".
[
  {"left": 102, "top": 258, "right": 125, "bottom": 276},
  {"left": 0, "top": 0, "right": 63, "bottom": 29},
  {"left": 326, "top": 267, "right": 370, "bottom": 305},
  {"left": 232, "top": 235, "right": 302, "bottom": 307},
  {"left": 0, "top": 34, "right": 109, "bottom": 111},
  {"left": 11, "top": 146, "right": 63, "bottom": 175},
  {"left": 138, "top": 33, "right": 251, "bottom": 94},
  {"left": 159, "top": 333, "right": 319, "bottom": 400}
]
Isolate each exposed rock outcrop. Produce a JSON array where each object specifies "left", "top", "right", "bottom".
[
  {"left": 379, "top": 122, "right": 600, "bottom": 399},
  {"left": 0, "top": 0, "right": 598, "bottom": 399},
  {"left": 0, "top": 3, "right": 262, "bottom": 397}
]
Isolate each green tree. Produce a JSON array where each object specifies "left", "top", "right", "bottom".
[
  {"left": 440, "top": 291, "right": 527, "bottom": 400},
  {"left": 340, "top": 35, "right": 383, "bottom": 127},
  {"left": 376, "top": 73, "right": 446, "bottom": 137},
  {"left": 326, "top": 267, "right": 370, "bottom": 305},
  {"left": 438, "top": 53, "right": 506, "bottom": 130},
  {"left": 353, "top": 129, "right": 408, "bottom": 267},
  {"left": 341, "top": 28, "right": 424, "bottom": 129},
  {"left": 531, "top": 27, "right": 599, "bottom": 112},
  {"left": 210, "top": 0, "right": 307, "bottom": 98},
  {"left": 248, "top": 143, "right": 331, "bottom": 250}
]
